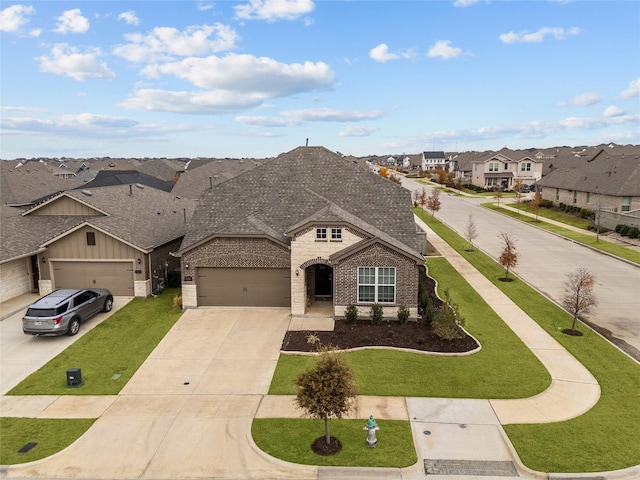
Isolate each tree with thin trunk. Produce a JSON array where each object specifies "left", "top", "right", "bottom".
[
  {"left": 561, "top": 268, "right": 597, "bottom": 334},
  {"left": 418, "top": 187, "right": 428, "bottom": 212},
  {"left": 493, "top": 186, "right": 503, "bottom": 208},
  {"left": 464, "top": 213, "right": 479, "bottom": 251},
  {"left": 295, "top": 349, "right": 357, "bottom": 446},
  {"left": 513, "top": 179, "right": 523, "bottom": 211},
  {"left": 445, "top": 171, "right": 455, "bottom": 189},
  {"left": 426, "top": 189, "right": 441, "bottom": 217},
  {"left": 437, "top": 168, "right": 447, "bottom": 185},
  {"left": 530, "top": 190, "right": 543, "bottom": 221},
  {"left": 455, "top": 176, "right": 464, "bottom": 191},
  {"left": 498, "top": 232, "right": 518, "bottom": 280}
]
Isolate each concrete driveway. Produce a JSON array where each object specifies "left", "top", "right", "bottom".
[
  {"left": 4, "top": 308, "right": 317, "bottom": 480},
  {"left": 0, "top": 296, "right": 132, "bottom": 395}
]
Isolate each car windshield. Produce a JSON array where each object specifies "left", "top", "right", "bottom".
[{"left": 26, "top": 302, "right": 68, "bottom": 317}]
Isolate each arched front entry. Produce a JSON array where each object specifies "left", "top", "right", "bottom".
[{"left": 299, "top": 258, "right": 334, "bottom": 315}]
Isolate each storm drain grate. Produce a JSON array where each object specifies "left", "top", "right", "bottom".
[
  {"left": 424, "top": 459, "right": 519, "bottom": 477},
  {"left": 18, "top": 442, "right": 37, "bottom": 453}
]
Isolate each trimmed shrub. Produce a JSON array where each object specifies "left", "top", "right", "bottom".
[
  {"left": 628, "top": 227, "right": 639, "bottom": 239},
  {"left": 619, "top": 225, "right": 630, "bottom": 236},
  {"left": 370, "top": 303, "right": 383, "bottom": 325},
  {"left": 615, "top": 224, "right": 624, "bottom": 233},
  {"left": 344, "top": 304, "right": 358, "bottom": 325},
  {"left": 397, "top": 305, "right": 410, "bottom": 324}
]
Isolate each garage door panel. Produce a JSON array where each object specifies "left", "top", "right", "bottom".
[
  {"left": 53, "top": 262, "right": 134, "bottom": 296},
  {"left": 197, "top": 268, "right": 290, "bottom": 307}
]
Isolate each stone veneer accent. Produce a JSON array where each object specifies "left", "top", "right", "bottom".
[
  {"left": 134, "top": 279, "right": 151, "bottom": 298},
  {"left": 38, "top": 279, "right": 53, "bottom": 296},
  {"left": 0, "top": 258, "right": 32, "bottom": 303},
  {"left": 333, "top": 242, "right": 419, "bottom": 319}
]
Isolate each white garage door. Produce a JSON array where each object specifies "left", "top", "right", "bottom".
[{"left": 52, "top": 261, "right": 134, "bottom": 296}]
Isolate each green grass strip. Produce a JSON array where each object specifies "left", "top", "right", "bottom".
[
  {"left": 0, "top": 417, "right": 95, "bottom": 465},
  {"left": 415, "top": 208, "right": 640, "bottom": 473},
  {"left": 8, "top": 289, "right": 183, "bottom": 396},
  {"left": 252, "top": 419, "right": 416, "bottom": 468},
  {"left": 269, "top": 257, "right": 550, "bottom": 399},
  {"left": 484, "top": 203, "right": 640, "bottom": 265}
]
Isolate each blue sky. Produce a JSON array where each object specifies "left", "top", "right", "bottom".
[{"left": 1, "top": 0, "right": 639, "bottom": 159}]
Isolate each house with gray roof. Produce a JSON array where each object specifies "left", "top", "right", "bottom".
[
  {"left": 421, "top": 151, "right": 447, "bottom": 172},
  {"left": 470, "top": 148, "right": 544, "bottom": 190},
  {"left": 175, "top": 146, "right": 424, "bottom": 318},
  {"left": 0, "top": 184, "right": 197, "bottom": 302},
  {"left": 538, "top": 148, "right": 640, "bottom": 228}
]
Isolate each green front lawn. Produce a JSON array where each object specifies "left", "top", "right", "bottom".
[
  {"left": 8, "top": 289, "right": 183, "bottom": 396},
  {"left": 415, "top": 208, "right": 640, "bottom": 473},
  {"left": 0, "top": 417, "right": 95, "bottom": 465},
  {"left": 252, "top": 419, "right": 416, "bottom": 468},
  {"left": 269, "top": 256, "right": 550, "bottom": 399}
]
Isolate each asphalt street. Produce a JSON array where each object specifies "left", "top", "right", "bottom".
[{"left": 401, "top": 176, "right": 640, "bottom": 362}]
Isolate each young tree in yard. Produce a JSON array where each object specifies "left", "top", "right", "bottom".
[
  {"left": 562, "top": 268, "right": 597, "bottom": 334},
  {"left": 445, "top": 171, "right": 455, "bottom": 189},
  {"left": 498, "top": 232, "right": 518, "bottom": 280},
  {"left": 437, "top": 168, "right": 447, "bottom": 184},
  {"left": 513, "top": 179, "right": 523, "bottom": 211},
  {"left": 464, "top": 213, "right": 479, "bottom": 251},
  {"left": 455, "top": 176, "right": 464, "bottom": 191},
  {"left": 295, "top": 349, "right": 357, "bottom": 447},
  {"left": 493, "top": 186, "right": 503, "bottom": 207},
  {"left": 378, "top": 167, "right": 389, "bottom": 178},
  {"left": 426, "top": 189, "right": 441, "bottom": 217},
  {"left": 418, "top": 187, "right": 428, "bottom": 212},
  {"left": 530, "top": 190, "right": 543, "bottom": 221}
]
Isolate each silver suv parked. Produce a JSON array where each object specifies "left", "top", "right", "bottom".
[{"left": 22, "top": 289, "right": 113, "bottom": 336}]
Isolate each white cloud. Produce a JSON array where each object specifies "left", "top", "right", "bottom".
[
  {"left": 29, "top": 28, "right": 41, "bottom": 37},
  {"left": 603, "top": 105, "right": 625, "bottom": 117},
  {"left": 559, "top": 92, "right": 600, "bottom": 107},
  {"left": 369, "top": 44, "right": 398, "bottom": 63},
  {"left": 119, "top": 89, "right": 266, "bottom": 114},
  {"left": 369, "top": 44, "right": 415, "bottom": 63},
  {"left": 339, "top": 125, "right": 378, "bottom": 137},
  {"left": 113, "top": 24, "right": 238, "bottom": 63},
  {"left": 53, "top": 9, "right": 89, "bottom": 34},
  {"left": 620, "top": 78, "right": 640, "bottom": 99},
  {"left": 499, "top": 26, "right": 580, "bottom": 44},
  {"left": 150, "top": 53, "right": 334, "bottom": 97},
  {"left": 1, "top": 105, "right": 50, "bottom": 114},
  {"left": 0, "top": 4, "right": 35, "bottom": 32},
  {"left": 427, "top": 40, "right": 462, "bottom": 59},
  {"left": 281, "top": 108, "right": 384, "bottom": 122},
  {"left": 234, "top": 0, "right": 314, "bottom": 22},
  {"left": 197, "top": 3, "right": 214, "bottom": 11},
  {"left": 235, "top": 116, "right": 299, "bottom": 127},
  {"left": 38, "top": 44, "right": 115, "bottom": 81},
  {"left": 1, "top": 113, "right": 145, "bottom": 138},
  {"left": 453, "top": 0, "right": 478, "bottom": 6},
  {"left": 118, "top": 11, "right": 139, "bottom": 26}
]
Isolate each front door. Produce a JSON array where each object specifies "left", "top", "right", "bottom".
[{"left": 315, "top": 264, "right": 332, "bottom": 297}]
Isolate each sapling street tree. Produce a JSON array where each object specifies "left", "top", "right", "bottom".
[
  {"left": 493, "top": 186, "right": 503, "bottom": 208},
  {"left": 464, "top": 213, "right": 479, "bottom": 251},
  {"left": 455, "top": 176, "right": 464, "bottom": 191},
  {"left": 295, "top": 349, "right": 357, "bottom": 447},
  {"left": 498, "top": 232, "right": 518, "bottom": 280},
  {"left": 530, "top": 190, "right": 543, "bottom": 221},
  {"left": 418, "top": 187, "right": 428, "bottom": 212},
  {"left": 561, "top": 268, "right": 598, "bottom": 334},
  {"left": 426, "top": 189, "right": 441, "bottom": 217},
  {"left": 445, "top": 171, "right": 455, "bottom": 189},
  {"left": 437, "top": 168, "right": 447, "bottom": 184},
  {"left": 513, "top": 179, "right": 523, "bottom": 211}
]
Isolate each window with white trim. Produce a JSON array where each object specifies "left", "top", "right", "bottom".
[
  {"left": 521, "top": 162, "right": 531, "bottom": 172},
  {"left": 316, "top": 228, "right": 327, "bottom": 240},
  {"left": 488, "top": 162, "right": 499, "bottom": 172},
  {"left": 358, "top": 267, "right": 395, "bottom": 303},
  {"left": 331, "top": 227, "right": 342, "bottom": 240}
]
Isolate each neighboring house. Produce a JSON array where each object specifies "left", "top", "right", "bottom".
[
  {"left": 175, "top": 146, "right": 424, "bottom": 319},
  {"left": 538, "top": 149, "right": 640, "bottom": 229},
  {"left": 421, "top": 151, "right": 447, "bottom": 172},
  {"left": 79, "top": 170, "right": 176, "bottom": 192},
  {"left": 470, "top": 149, "right": 544, "bottom": 190},
  {"left": 0, "top": 185, "right": 197, "bottom": 302}
]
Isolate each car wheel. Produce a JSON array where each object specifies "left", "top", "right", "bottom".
[
  {"left": 103, "top": 296, "right": 113, "bottom": 312},
  {"left": 67, "top": 318, "right": 81, "bottom": 336}
]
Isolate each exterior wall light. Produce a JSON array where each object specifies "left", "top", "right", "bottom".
[{"left": 295, "top": 269, "right": 299, "bottom": 276}]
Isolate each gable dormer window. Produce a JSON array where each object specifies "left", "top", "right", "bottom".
[
  {"left": 86, "top": 232, "right": 96, "bottom": 246},
  {"left": 316, "top": 228, "right": 327, "bottom": 240},
  {"left": 331, "top": 227, "right": 342, "bottom": 241}
]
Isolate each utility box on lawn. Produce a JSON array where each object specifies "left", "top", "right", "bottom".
[{"left": 66, "top": 368, "right": 83, "bottom": 387}]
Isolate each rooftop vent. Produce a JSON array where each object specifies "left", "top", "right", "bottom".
[
  {"left": 136, "top": 183, "right": 144, "bottom": 189},
  {"left": 81, "top": 190, "right": 93, "bottom": 196}
]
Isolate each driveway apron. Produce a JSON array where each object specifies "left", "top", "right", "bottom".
[{"left": 4, "top": 308, "right": 317, "bottom": 480}]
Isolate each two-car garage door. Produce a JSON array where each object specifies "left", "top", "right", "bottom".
[
  {"left": 52, "top": 261, "right": 134, "bottom": 296},
  {"left": 197, "top": 268, "right": 290, "bottom": 307}
]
